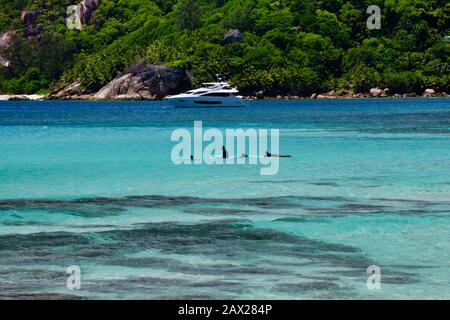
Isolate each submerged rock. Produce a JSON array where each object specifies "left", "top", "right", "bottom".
[{"left": 94, "top": 60, "right": 192, "bottom": 100}]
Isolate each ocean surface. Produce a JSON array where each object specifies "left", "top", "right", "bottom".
[{"left": 0, "top": 98, "right": 449, "bottom": 299}]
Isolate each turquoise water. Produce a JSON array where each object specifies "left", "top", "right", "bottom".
[{"left": 0, "top": 99, "right": 449, "bottom": 299}]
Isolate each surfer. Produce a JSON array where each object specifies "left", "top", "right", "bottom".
[{"left": 265, "top": 151, "right": 292, "bottom": 158}]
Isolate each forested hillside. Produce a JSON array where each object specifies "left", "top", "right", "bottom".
[{"left": 0, "top": 0, "right": 449, "bottom": 96}]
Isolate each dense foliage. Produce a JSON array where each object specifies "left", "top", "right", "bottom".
[{"left": 0, "top": 0, "right": 449, "bottom": 95}]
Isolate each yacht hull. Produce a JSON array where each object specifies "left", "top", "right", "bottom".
[{"left": 167, "top": 96, "right": 246, "bottom": 108}]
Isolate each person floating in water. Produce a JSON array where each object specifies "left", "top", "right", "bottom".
[
  {"left": 222, "top": 146, "right": 229, "bottom": 159},
  {"left": 190, "top": 155, "right": 194, "bottom": 161},
  {"left": 265, "top": 151, "right": 292, "bottom": 158}
]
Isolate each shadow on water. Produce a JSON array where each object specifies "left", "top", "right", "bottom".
[
  {"left": 0, "top": 216, "right": 422, "bottom": 299},
  {"left": 0, "top": 192, "right": 444, "bottom": 298}
]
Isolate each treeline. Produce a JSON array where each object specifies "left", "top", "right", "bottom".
[{"left": 0, "top": 0, "right": 449, "bottom": 95}]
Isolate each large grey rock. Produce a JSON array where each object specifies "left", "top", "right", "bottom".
[
  {"left": 223, "top": 29, "right": 243, "bottom": 44},
  {"left": 8, "top": 95, "right": 30, "bottom": 101},
  {"left": 21, "top": 10, "right": 43, "bottom": 37},
  {"left": 255, "top": 90, "right": 265, "bottom": 99},
  {"left": 316, "top": 91, "right": 340, "bottom": 99},
  {"left": 46, "top": 82, "right": 93, "bottom": 100},
  {"left": 423, "top": 88, "right": 436, "bottom": 97},
  {"left": 79, "top": 0, "right": 101, "bottom": 24},
  {"left": 0, "top": 30, "right": 16, "bottom": 66},
  {"left": 94, "top": 61, "right": 192, "bottom": 100},
  {"left": 370, "top": 87, "right": 383, "bottom": 97},
  {"left": 0, "top": 30, "right": 16, "bottom": 50},
  {"left": 316, "top": 94, "right": 335, "bottom": 99},
  {"left": 380, "top": 88, "right": 389, "bottom": 97},
  {"left": 0, "top": 56, "right": 9, "bottom": 67}
]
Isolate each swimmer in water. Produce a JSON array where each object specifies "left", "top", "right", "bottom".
[
  {"left": 190, "top": 155, "right": 194, "bottom": 161},
  {"left": 265, "top": 151, "right": 292, "bottom": 158},
  {"left": 222, "top": 146, "right": 229, "bottom": 159}
]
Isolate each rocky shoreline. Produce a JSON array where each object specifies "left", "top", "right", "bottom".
[
  {"left": 244, "top": 88, "right": 449, "bottom": 100},
  {"left": 1, "top": 89, "right": 448, "bottom": 101},
  {"left": 0, "top": 62, "right": 447, "bottom": 102}
]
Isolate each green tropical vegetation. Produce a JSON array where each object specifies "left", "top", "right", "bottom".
[{"left": 0, "top": 0, "right": 449, "bottom": 95}]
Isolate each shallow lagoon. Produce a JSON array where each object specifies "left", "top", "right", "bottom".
[{"left": 0, "top": 98, "right": 449, "bottom": 299}]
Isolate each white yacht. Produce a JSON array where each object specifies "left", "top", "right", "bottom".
[{"left": 166, "top": 81, "right": 245, "bottom": 108}]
